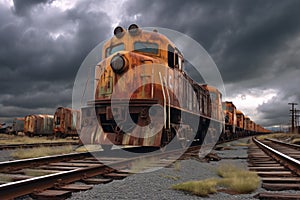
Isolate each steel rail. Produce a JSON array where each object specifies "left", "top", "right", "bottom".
[
  {"left": 253, "top": 137, "right": 300, "bottom": 175},
  {"left": 265, "top": 138, "right": 300, "bottom": 150},
  {"left": 0, "top": 151, "right": 94, "bottom": 173},
  {"left": 0, "top": 146, "right": 194, "bottom": 199}
]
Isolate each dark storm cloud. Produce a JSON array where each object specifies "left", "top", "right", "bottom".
[
  {"left": 122, "top": 0, "right": 300, "bottom": 127},
  {"left": 0, "top": 0, "right": 112, "bottom": 121},
  {"left": 13, "top": 0, "right": 52, "bottom": 15},
  {"left": 1, "top": 0, "right": 300, "bottom": 128}
]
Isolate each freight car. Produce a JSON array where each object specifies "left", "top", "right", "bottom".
[
  {"left": 0, "top": 122, "right": 7, "bottom": 133},
  {"left": 24, "top": 114, "right": 54, "bottom": 137},
  {"left": 80, "top": 24, "right": 224, "bottom": 150},
  {"left": 222, "top": 104, "right": 271, "bottom": 138},
  {"left": 9, "top": 117, "right": 25, "bottom": 135},
  {"left": 236, "top": 110, "right": 245, "bottom": 138},
  {"left": 222, "top": 101, "right": 237, "bottom": 139},
  {"left": 53, "top": 107, "right": 80, "bottom": 138}
]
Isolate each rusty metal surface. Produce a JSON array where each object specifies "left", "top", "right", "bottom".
[
  {"left": 249, "top": 137, "right": 300, "bottom": 199},
  {"left": 0, "top": 144, "right": 197, "bottom": 199},
  {"left": 253, "top": 138, "right": 300, "bottom": 176},
  {"left": 254, "top": 192, "right": 300, "bottom": 200},
  {"left": 0, "top": 151, "right": 94, "bottom": 173},
  {"left": 31, "top": 190, "right": 72, "bottom": 199},
  {"left": 81, "top": 25, "right": 270, "bottom": 150},
  {"left": 265, "top": 138, "right": 300, "bottom": 150},
  {"left": 53, "top": 107, "right": 80, "bottom": 137},
  {"left": 24, "top": 114, "right": 54, "bottom": 136},
  {"left": 236, "top": 110, "right": 244, "bottom": 129}
]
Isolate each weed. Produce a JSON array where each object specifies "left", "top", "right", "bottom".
[
  {"left": 0, "top": 135, "right": 77, "bottom": 145},
  {"left": 174, "top": 161, "right": 181, "bottom": 171},
  {"left": 12, "top": 145, "right": 73, "bottom": 159},
  {"left": 172, "top": 163, "right": 260, "bottom": 197},
  {"left": 0, "top": 174, "right": 13, "bottom": 183},
  {"left": 172, "top": 179, "right": 218, "bottom": 197},
  {"left": 23, "top": 169, "right": 54, "bottom": 177}
]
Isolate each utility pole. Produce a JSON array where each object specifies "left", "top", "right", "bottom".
[
  {"left": 288, "top": 103, "right": 298, "bottom": 133},
  {"left": 296, "top": 109, "right": 300, "bottom": 133}
]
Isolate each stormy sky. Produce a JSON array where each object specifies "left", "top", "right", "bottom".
[{"left": 0, "top": 0, "right": 299, "bottom": 128}]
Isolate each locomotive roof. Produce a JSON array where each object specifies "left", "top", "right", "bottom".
[{"left": 102, "top": 25, "right": 178, "bottom": 59}]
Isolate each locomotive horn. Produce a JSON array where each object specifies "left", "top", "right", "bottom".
[
  {"left": 114, "top": 26, "right": 125, "bottom": 38},
  {"left": 128, "top": 24, "right": 140, "bottom": 35}
]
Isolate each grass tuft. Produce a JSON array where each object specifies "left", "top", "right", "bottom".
[
  {"left": 172, "top": 163, "right": 260, "bottom": 197},
  {"left": 257, "top": 133, "right": 299, "bottom": 141},
  {"left": 291, "top": 138, "right": 300, "bottom": 145},
  {"left": 0, "top": 174, "right": 13, "bottom": 183},
  {"left": 172, "top": 179, "right": 218, "bottom": 197},
  {"left": 12, "top": 145, "right": 73, "bottom": 159},
  {"left": 217, "top": 163, "right": 260, "bottom": 193},
  {"left": 173, "top": 161, "right": 181, "bottom": 171},
  {"left": 0, "top": 135, "right": 77, "bottom": 145},
  {"left": 23, "top": 169, "right": 54, "bottom": 177}
]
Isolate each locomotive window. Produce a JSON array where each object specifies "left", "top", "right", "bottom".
[
  {"left": 134, "top": 42, "right": 158, "bottom": 54},
  {"left": 106, "top": 43, "right": 124, "bottom": 57},
  {"left": 168, "top": 45, "right": 174, "bottom": 68}
]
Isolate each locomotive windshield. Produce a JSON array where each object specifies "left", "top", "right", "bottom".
[
  {"left": 106, "top": 43, "right": 124, "bottom": 57},
  {"left": 134, "top": 42, "right": 158, "bottom": 54}
]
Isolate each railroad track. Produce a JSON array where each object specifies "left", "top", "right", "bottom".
[
  {"left": 248, "top": 137, "right": 300, "bottom": 200},
  {"left": 0, "top": 145, "right": 200, "bottom": 199},
  {"left": 0, "top": 141, "right": 79, "bottom": 150}
]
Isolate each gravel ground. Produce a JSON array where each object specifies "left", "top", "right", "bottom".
[{"left": 69, "top": 137, "right": 265, "bottom": 200}]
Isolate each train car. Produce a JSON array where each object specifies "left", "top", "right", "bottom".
[
  {"left": 222, "top": 101, "right": 237, "bottom": 139},
  {"left": 204, "top": 85, "right": 225, "bottom": 142},
  {"left": 236, "top": 110, "right": 245, "bottom": 137},
  {"left": 0, "top": 122, "right": 7, "bottom": 133},
  {"left": 249, "top": 120, "right": 255, "bottom": 136},
  {"left": 53, "top": 107, "right": 80, "bottom": 138},
  {"left": 9, "top": 117, "right": 25, "bottom": 135},
  {"left": 244, "top": 116, "right": 250, "bottom": 136},
  {"left": 80, "top": 24, "right": 224, "bottom": 150},
  {"left": 24, "top": 114, "right": 54, "bottom": 137}
]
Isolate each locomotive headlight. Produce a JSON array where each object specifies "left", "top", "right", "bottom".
[{"left": 110, "top": 54, "right": 126, "bottom": 72}]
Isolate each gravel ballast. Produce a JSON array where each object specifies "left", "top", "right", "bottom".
[{"left": 69, "top": 137, "right": 266, "bottom": 200}]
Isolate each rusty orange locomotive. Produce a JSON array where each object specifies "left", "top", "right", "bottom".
[
  {"left": 79, "top": 24, "right": 269, "bottom": 150},
  {"left": 79, "top": 24, "right": 224, "bottom": 150}
]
